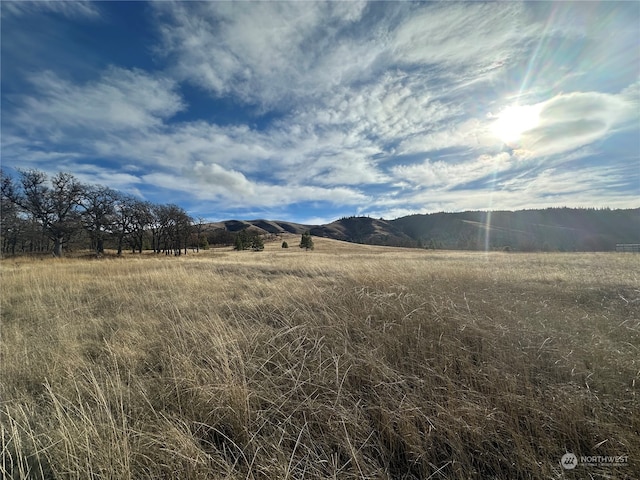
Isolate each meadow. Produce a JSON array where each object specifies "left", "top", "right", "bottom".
[{"left": 1, "top": 237, "right": 639, "bottom": 479}]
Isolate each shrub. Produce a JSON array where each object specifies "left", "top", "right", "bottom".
[{"left": 299, "top": 231, "right": 314, "bottom": 250}]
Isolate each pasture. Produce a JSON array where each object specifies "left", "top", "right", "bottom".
[{"left": 1, "top": 238, "right": 639, "bottom": 479}]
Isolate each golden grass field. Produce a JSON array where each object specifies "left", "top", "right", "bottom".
[{"left": 1, "top": 237, "right": 639, "bottom": 479}]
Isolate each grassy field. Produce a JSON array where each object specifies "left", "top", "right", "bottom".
[{"left": 1, "top": 237, "right": 639, "bottom": 479}]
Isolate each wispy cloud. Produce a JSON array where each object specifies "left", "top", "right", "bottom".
[
  {"left": 391, "top": 153, "right": 513, "bottom": 190},
  {"left": 1, "top": 0, "right": 101, "bottom": 19},
  {"left": 512, "top": 90, "right": 639, "bottom": 158},
  {"left": 391, "top": 2, "right": 538, "bottom": 71},
  {"left": 1, "top": 1, "right": 637, "bottom": 221},
  {"left": 373, "top": 162, "right": 637, "bottom": 216},
  {"left": 154, "top": 1, "right": 372, "bottom": 109},
  {"left": 143, "top": 167, "right": 370, "bottom": 209},
  {"left": 14, "top": 68, "right": 183, "bottom": 135}
]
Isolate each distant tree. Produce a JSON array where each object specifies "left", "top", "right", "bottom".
[
  {"left": 282, "top": 240, "right": 289, "bottom": 249},
  {"left": 111, "top": 196, "right": 152, "bottom": 255},
  {"left": 148, "top": 204, "right": 166, "bottom": 254},
  {"left": 127, "top": 199, "right": 154, "bottom": 254},
  {"left": 111, "top": 194, "right": 136, "bottom": 256},
  {"left": 233, "top": 229, "right": 263, "bottom": 251},
  {"left": 172, "top": 206, "right": 193, "bottom": 255},
  {"left": 1, "top": 171, "right": 24, "bottom": 255},
  {"left": 162, "top": 204, "right": 192, "bottom": 255},
  {"left": 251, "top": 235, "right": 264, "bottom": 251},
  {"left": 193, "top": 217, "right": 207, "bottom": 253},
  {"left": 234, "top": 233, "right": 245, "bottom": 251},
  {"left": 209, "top": 229, "right": 235, "bottom": 247},
  {"left": 149, "top": 204, "right": 191, "bottom": 255},
  {"left": 81, "top": 185, "right": 117, "bottom": 254},
  {"left": 151, "top": 204, "right": 169, "bottom": 253},
  {"left": 299, "top": 231, "right": 314, "bottom": 250},
  {"left": 2, "top": 170, "right": 85, "bottom": 257}
]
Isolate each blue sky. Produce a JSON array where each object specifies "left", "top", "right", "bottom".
[{"left": 1, "top": 1, "right": 638, "bottom": 224}]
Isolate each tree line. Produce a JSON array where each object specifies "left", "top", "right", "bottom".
[{"left": 1, "top": 169, "right": 204, "bottom": 257}]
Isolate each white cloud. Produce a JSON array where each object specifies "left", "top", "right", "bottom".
[
  {"left": 296, "top": 72, "right": 462, "bottom": 149},
  {"left": 495, "top": 165, "right": 635, "bottom": 207},
  {"left": 2, "top": 1, "right": 637, "bottom": 221},
  {"left": 153, "top": 1, "right": 540, "bottom": 112},
  {"left": 397, "top": 117, "right": 496, "bottom": 156},
  {"left": 67, "top": 164, "right": 144, "bottom": 196},
  {"left": 368, "top": 162, "right": 638, "bottom": 219},
  {"left": 396, "top": 87, "right": 638, "bottom": 161},
  {"left": 188, "top": 161, "right": 254, "bottom": 191},
  {"left": 155, "top": 1, "right": 372, "bottom": 108},
  {"left": 391, "top": 2, "right": 537, "bottom": 71},
  {"left": 512, "top": 90, "right": 638, "bottom": 158},
  {"left": 15, "top": 68, "right": 184, "bottom": 134},
  {"left": 1, "top": 1, "right": 101, "bottom": 19},
  {"left": 143, "top": 166, "right": 370, "bottom": 209},
  {"left": 391, "top": 152, "right": 513, "bottom": 189}
]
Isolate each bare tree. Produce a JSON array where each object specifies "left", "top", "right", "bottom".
[
  {"left": 127, "top": 199, "right": 154, "bottom": 254},
  {"left": 110, "top": 196, "right": 154, "bottom": 255},
  {"left": 81, "top": 185, "right": 117, "bottom": 254},
  {"left": 173, "top": 206, "right": 193, "bottom": 255},
  {"left": 1, "top": 172, "right": 24, "bottom": 255},
  {"left": 192, "top": 217, "right": 208, "bottom": 253},
  {"left": 1, "top": 169, "right": 201, "bottom": 258},
  {"left": 150, "top": 204, "right": 169, "bottom": 254},
  {"left": 2, "top": 170, "right": 85, "bottom": 256},
  {"left": 153, "top": 204, "right": 192, "bottom": 255}
]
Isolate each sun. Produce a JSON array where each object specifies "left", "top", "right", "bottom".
[{"left": 490, "top": 104, "right": 541, "bottom": 145}]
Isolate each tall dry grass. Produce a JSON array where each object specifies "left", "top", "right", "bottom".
[{"left": 1, "top": 238, "right": 639, "bottom": 479}]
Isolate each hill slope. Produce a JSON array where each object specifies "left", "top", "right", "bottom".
[
  {"left": 391, "top": 208, "right": 640, "bottom": 251},
  {"left": 206, "top": 208, "right": 639, "bottom": 251}
]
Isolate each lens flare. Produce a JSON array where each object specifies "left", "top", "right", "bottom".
[{"left": 490, "top": 104, "right": 542, "bottom": 145}]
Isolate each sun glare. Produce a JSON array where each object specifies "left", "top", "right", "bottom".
[{"left": 490, "top": 104, "right": 541, "bottom": 145}]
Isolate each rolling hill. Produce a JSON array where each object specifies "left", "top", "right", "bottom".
[{"left": 205, "top": 207, "right": 639, "bottom": 252}]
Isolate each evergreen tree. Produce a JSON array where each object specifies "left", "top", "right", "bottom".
[
  {"left": 282, "top": 240, "right": 289, "bottom": 248},
  {"left": 251, "top": 235, "right": 264, "bottom": 251},
  {"left": 234, "top": 229, "right": 251, "bottom": 250},
  {"left": 299, "top": 231, "right": 314, "bottom": 250},
  {"left": 234, "top": 235, "right": 244, "bottom": 251}
]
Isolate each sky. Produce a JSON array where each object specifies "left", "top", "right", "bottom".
[{"left": 1, "top": 1, "right": 639, "bottom": 224}]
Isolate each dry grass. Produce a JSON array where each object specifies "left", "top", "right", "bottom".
[{"left": 1, "top": 237, "right": 639, "bottom": 479}]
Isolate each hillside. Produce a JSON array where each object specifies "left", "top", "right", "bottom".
[
  {"left": 390, "top": 208, "right": 640, "bottom": 251},
  {"left": 309, "top": 217, "right": 414, "bottom": 246},
  {"left": 205, "top": 208, "right": 639, "bottom": 251}
]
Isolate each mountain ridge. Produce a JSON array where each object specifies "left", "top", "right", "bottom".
[{"left": 206, "top": 207, "right": 639, "bottom": 251}]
